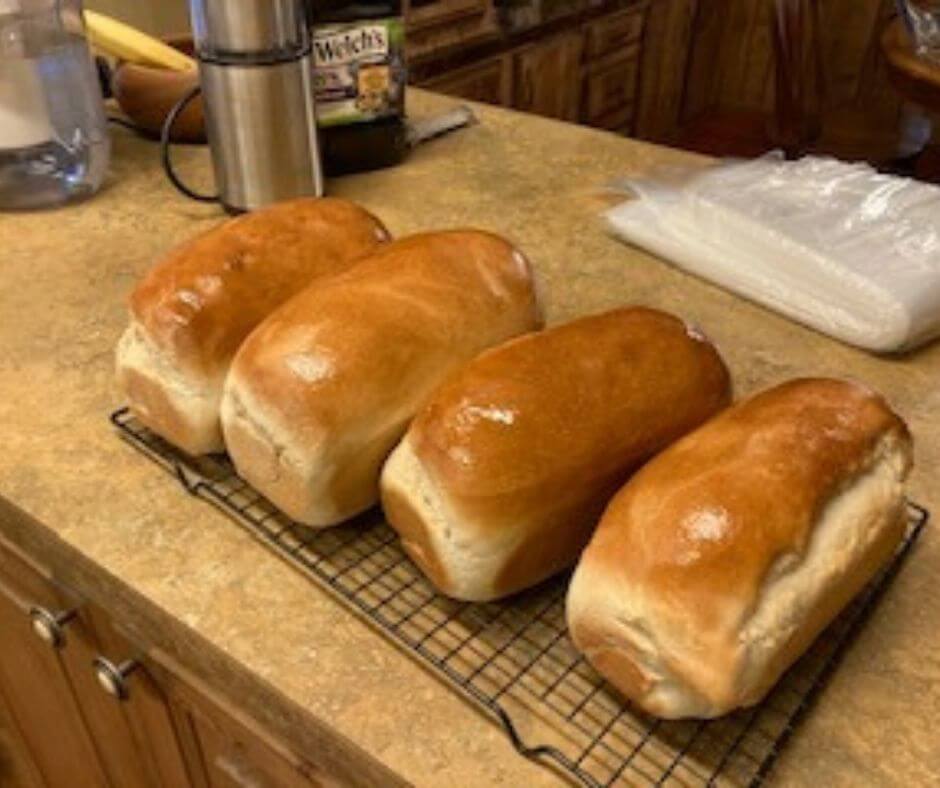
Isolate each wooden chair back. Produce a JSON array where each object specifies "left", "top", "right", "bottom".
[{"left": 771, "top": 0, "right": 826, "bottom": 155}]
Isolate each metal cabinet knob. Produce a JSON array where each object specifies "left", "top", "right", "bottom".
[
  {"left": 93, "top": 656, "right": 139, "bottom": 700},
  {"left": 28, "top": 606, "right": 77, "bottom": 649}
]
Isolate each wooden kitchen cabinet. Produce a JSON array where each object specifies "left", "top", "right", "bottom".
[
  {"left": 82, "top": 607, "right": 194, "bottom": 787},
  {"left": 166, "top": 669, "right": 327, "bottom": 788},
  {"left": 582, "top": 47, "right": 641, "bottom": 126},
  {"left": 583, "top": 7, "right": 646, "bottom": 61},
  {"left": 0, "top": 695, "right": 41, "bottom": 788},
  {"left": 411, "top": 2, "right": 648, "bottom": 133},
  {"left": 0, "top": 536, "right": 331, "bottom": 788},
  {"left": 421, "top": 55, "right": 512, "bottom": 106},
  {"left": 0, "top": 541, "right": 112, "bottom": 787},
  {"left": 513, "top": 32, "right": 584, "bottom": 122},
  {"left": 0, "top": 537, "right": 191, "bottom": 787},
  {"left": 406, "top": 0, "right": 488, "bottom": 31}
]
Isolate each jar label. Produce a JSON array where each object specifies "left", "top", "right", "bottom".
[{"left": 312, "top": 18, "right": 405, "bottom": 127}]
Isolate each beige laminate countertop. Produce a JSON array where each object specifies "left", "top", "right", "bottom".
[{"left": 2, "top": 90, "right": 939, "bottom": 787}]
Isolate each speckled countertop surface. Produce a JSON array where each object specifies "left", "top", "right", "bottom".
[{"left": 2, "top": 90, "right": 939, "bottom": 786}]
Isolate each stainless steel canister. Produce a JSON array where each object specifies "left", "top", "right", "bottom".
[{"left": 188, "top": 0, "right": 322, "bottom": 212}]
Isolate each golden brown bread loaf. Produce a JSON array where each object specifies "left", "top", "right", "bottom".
[
  {"left": 220, "top": 230, "right": 543, "bottom": 527},
  {"left": 380, "top": 307, "right": 732, "bottom": 601},
  {"left": 567, "top": 378, "right": 913, "bottom": 719},
  {"left": 115, "top": 197, "right": 388, "bottom": 455}
]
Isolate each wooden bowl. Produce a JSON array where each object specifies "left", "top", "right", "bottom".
[{"left": 112, "top": 35, "right": 206, "bottom": 143}]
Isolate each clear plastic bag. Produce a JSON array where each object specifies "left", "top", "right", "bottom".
[{"left": 604, "top": 153, "right": 940, "bottom": 353}]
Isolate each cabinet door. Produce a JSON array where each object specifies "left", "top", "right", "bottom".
[
  {"left": 77, "top": 607, "right": 194, "bottom": 788},
  {"left": 158, "top": 657, "right": 328, "bottom": 788},
  {"left": 420, "top": 55, "right": 512, "bottom": 106},
  {"left": 513, "top": 32, "right": 584, "bottom": 121},
  {"left": 0, "top": 537, "right": 193, "bottom": 788},
  {"left": 182, "top": 711, "right": 322, "bottom": 788},
  {"left": 582, "top": 49, "right": 641, "bottom": 127},
  {"left": 583, "top": 7, "right": 646, "bottom": 61},
  {"left": 0, "top": 687, "right": 43, "bottom": 788},
  {"left": 0, "top": 542, "right": 109, "bottom": 787}
]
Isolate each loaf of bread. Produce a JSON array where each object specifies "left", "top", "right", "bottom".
[
  {"left": 115, "top": 198, "right": 388, "bottom": 455},
  {"left": 220, "top": 230, "right": 542, "bottom": 527},
  {"left": 380, "top": 307, "right": 732, "bottom": 602},
  {"left": 567, "top": 378, "right": 913, "bottom": 719}
]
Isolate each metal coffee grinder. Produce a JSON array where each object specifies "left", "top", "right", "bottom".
[{"left": 179, "top": 0, "right": 323, "bottom": 213}]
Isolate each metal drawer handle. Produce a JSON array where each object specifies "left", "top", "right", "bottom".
[
  {"left": 93, "top": 656, "right": 139, "bottom": 700},
  {"left": 28, "top": 606, "right": 77, "bottom": 649}
]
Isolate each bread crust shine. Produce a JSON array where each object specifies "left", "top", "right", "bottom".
[
  {"left": 221, "top": 230, "right": 543, "bottom": 527},
  {"left": 567, "top": 378, "right": 913, "bottom": 718},
  {"left": 381, "top": 307, "right": 733, "bottom": 601},
  {"left": 116, "top": 197, "right": 388, "bottom": 454}
]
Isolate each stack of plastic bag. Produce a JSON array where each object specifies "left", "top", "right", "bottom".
[{"left": 605, "top": 153, "right": 940, "bottom": 353}]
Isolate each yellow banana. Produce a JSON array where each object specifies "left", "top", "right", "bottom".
[{"left": 83, "top": 10, "right": 196, "bottom": 72}]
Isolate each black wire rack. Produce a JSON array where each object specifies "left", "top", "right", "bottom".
[{"left": 111, "top": 407, "right": 928, "bottom": 788}]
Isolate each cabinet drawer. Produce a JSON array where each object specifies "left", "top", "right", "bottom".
[
  {"left": 588, "top": 103, "right": 636, "bottom": 133},
  {"left": 584, "top": 8, "right": 645, "bottom": 61},
  {"left": 583, "top": 53, "right": 639, "bottom": 122},
  {"left": 420, "top": 55, "right": 512, "bottom": 106},
  {"left": 513, "top": 32, "right": 583, "bottom": 121}
]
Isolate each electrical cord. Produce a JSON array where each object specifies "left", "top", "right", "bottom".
[{"left": 160, "top": 84, "right": 218, "bottom": 203}]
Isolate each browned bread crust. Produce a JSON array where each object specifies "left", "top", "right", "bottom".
[
  {"left": 381, "top": 307, "right": 732, "bottom": 601},
  {"left": 568, "top": 378, "right": 913, "bottom": 718},
  {"left": 117, "top": 197, "right": 388, "bottom": 454},
  {"left": 221, "top": 229, "right": 543, "bottom": 526}
]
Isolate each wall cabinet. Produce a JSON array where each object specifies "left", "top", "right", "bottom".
[{"left": 0, "top": 537, "right": 328, "bottom": 788}]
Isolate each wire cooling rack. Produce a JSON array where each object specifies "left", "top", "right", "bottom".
[{"left": 111, "top": 407, "right": 928, "bottom": 787}]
